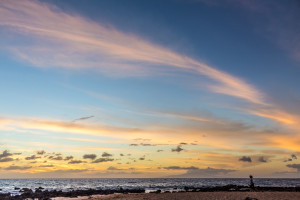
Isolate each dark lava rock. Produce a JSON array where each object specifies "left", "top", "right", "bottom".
[
  {"left": 0, "top": 185, "right": 299, "bottom": 200},
  {"left": 245, "top": 197, "right": 258, "bottom": 200}
]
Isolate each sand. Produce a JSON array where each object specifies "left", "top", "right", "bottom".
[{"left": 52, "top": 192, "right": 300, "bottom": 200}]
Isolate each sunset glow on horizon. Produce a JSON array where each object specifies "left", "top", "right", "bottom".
[{"left": 0, "top": 0, "right": 299, "bottom": 178}]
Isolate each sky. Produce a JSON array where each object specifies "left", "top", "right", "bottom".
[{"left": 0, "top": 0, "right": 299, "bottom": 178}]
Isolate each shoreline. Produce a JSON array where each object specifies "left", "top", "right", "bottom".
[
  {"left": 1, "top": 185, "right": 300, "bottom": 200},
  {"left": 52, "top": 192, "right": 300, "bottom": 200}
]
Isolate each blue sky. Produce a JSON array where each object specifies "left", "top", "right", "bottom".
[{"left": 0, "top": 0, "right": 299, "bottom": 178}]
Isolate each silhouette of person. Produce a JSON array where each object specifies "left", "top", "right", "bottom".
[{"left": 249, "top": 175, "right": 254, "bottom": 189}]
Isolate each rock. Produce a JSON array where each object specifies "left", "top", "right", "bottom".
[{"left": 245, "top": 197, "right": 258, "bottom": 200}]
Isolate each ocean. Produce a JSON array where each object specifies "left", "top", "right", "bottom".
[{"left": 0, "top": 178, "right": 299, "bottom": 195}]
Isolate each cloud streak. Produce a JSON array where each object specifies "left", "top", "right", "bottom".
[
  {"left": 286, "top": 164, "right": 300, "bottom": 172},
  {"left": 5, "top": 165, "right": 32, "bottom": 170},
  {"left": 0, "top": 116, "right": 143, "bottom": 139},
  {"left": 1, "top": 0, "right": 299, "bottom": 127},
  {"left": 169, "top": 167, "right": 237, "bottom": 178},
  {"left": 72, "top": 116, "right": 94, "bottom": 122},
  {"left": 0, "top": 0, "right": 265, "bottom": 105},
  {"left": 92, "top": 158, "right": 114, "bottom": 163}
]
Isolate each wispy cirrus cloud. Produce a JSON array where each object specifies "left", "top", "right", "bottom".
[
  {"left": 245, "top": 107, "right": 299, "bottom": 125},
  {"left": 150, "top": 110, "right": 212, "bottom": 122},
  {"left": 2, "top": 0, "right": 299, "bottom": 130},
  {"left": 0, "top": 0, "right": 265, "bottom": 106},
  {"left": 1, "top": 0, "right": 300, "bottom": 134},
  {"left": 2, "top": 116, "right": 142, "bottom": 138}
]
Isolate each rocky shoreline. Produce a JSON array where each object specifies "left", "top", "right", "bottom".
[{"left": 0, "top": 185, "right": 299, "bottom": 200}]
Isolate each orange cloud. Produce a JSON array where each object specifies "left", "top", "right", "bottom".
[
  {"left": 266, "top": 135, "right": 300, "bottom": 151},
  {"left": 26, "top": 118, "right": 142, "bottom": 137},
  {"left": 0, "top": 115, "right": 278, "bottom": 148},
  {"left": 248, "top": 108, "right": 298, "bottom": 125}
]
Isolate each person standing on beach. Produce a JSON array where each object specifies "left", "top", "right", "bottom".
[{"left": 249, "top": 175, "right": 254, "bottom": 190}]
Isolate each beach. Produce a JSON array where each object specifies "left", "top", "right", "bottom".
[
  {"left": 1, "top": 179, "right": 299, "bottom": 199},
  {"left": 53, "top": 192, "right": 300, "bottom": 200}
]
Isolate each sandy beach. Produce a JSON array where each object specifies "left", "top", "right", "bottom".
[{"left": 52, "top": 192, "right": 300, "bottom": 200}]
